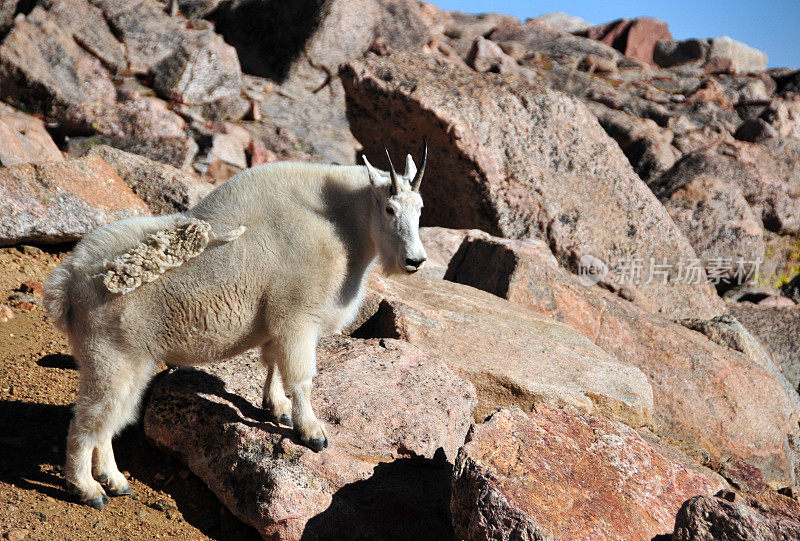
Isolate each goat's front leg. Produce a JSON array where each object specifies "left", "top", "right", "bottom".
[
  {"left": 260, "top": 345, "right": 293, "bottom": 427},
  {"left": 273, "top": 326, "right": 328, "bottom": 452}
]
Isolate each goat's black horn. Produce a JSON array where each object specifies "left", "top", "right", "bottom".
[
  {"left": 382, "top": 141, "right": 401, "bottom": 195},
  {"left": 411, "top": 137, "right": 427, "bottom": 191}
]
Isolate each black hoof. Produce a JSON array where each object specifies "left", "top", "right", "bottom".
[
  {"left": 306, "top": 437, "right": 329, "bottom": 453},
  {"left": 107, "top": 483, "right": 133, "bottom": 497},
  {"left": 86, "top": 493, "right": 109, "bottom": 510},
  {"left": 95, "top": 473, "right": 108, "bottom": 484},
  {"left": 277, "top": 414, "right": 293, "bottom": 428}
]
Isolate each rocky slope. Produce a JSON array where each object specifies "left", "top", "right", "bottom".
[{"left": 2, "top": 1, "right": 800, "bottom": 539}]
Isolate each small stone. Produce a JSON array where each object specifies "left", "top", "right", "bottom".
[
  {"left": 19, "top": 245, "right": 43, "bottom": 256},
  {"left": 19, "top": 281, "right": 43, "bottom": 295},
  {"left": 150, "top": 499, "right": 175, "bottom": 512},
  {"left": 0, "top": 304, "right": 13, "bottom": 322},
  {"left": 5, "top": 528, "right": 30, "bottom": 541}
]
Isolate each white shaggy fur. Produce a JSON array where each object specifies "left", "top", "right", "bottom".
[{"left": 44, "top": 157, "right": 427, "bottom": 508}]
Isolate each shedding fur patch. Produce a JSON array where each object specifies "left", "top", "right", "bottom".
[{"left": 104, "top": 219, "right": 212, "bottom": 295}]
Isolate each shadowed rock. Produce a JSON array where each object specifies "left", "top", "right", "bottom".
[{"left": 673, "top": 492, "right": 800, "bottom": 540}]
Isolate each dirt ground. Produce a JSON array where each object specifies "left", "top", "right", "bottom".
[{"left": 0, "top": 246, "right": 260, "bottom": 540}]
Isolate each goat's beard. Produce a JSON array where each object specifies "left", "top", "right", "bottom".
[{"left": 377, "top": 250, "right": 407, "bottom": 277}]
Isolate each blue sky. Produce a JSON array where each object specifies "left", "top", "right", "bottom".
[{"left": 434, "top": 1, "right": 800, "bottom": 69}]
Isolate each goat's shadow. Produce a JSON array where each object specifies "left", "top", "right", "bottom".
[
  {"left": 0, "top": 356, "right": 261, "bottom": 540},
  {"left": 0, "top": 398, "right": 72, "bottom": 500}
]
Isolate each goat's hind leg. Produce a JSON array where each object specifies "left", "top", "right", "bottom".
[
  {"left": 66, "top": 351, "right": 151, "bottom": 509},
  {"left": 260, "top": 343, "right": 293, "bottom": 427}
]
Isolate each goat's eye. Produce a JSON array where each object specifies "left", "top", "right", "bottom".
[{"left": 385, "top": 206, "right": 395, "bottom": 216}]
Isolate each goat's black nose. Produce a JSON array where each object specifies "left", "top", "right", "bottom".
[{"left": 406, "top": 258, "right": 426, "bottom": 268}]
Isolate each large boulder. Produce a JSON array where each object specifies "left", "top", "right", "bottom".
[
  {"left": 673, "top": 492, "right": 800, "bottom": 540},
  {"left": 443, "top": 232, "right": 800, "bottom": 488},
  {"left": 654, "top": 37, "right": 767, "bottom": 74},
  {"left": 451, "top": 406, "right": 725, "bottom": 541},
  {"left": 708, "top": 36, "right": 768, "bottom": 74},
  {"left": 0, "top": 6, "right": 196, "bottom": 168},
  {"left": 0, "top": 103, "right": 64, "bottom": 167},
  {"left": 341, "top": 52, "right": 723, "bottom": 319},
  {"left": 208, "top": 0, "right": 432, "bottom": 164},
  {"left": 144, "top": 337, "right": 476, "bottom": 540},
  {"left": 529, "top": 12, "right": 591, "bottom": 34},
  {"left": 661, "top": 175, "right": 765, "bottom": 280},
  {"left": 487, "top": 19, "right": 626, "bottom": 68},
  {"left": 90, "top": 0, "right": 243, "bottom": 105},
  {"left": 357, "top": 274, "right": 654, "bottom": 428},
  {"left": 574, "top": 17, "right": 673, "bottom": 65},
  {"left": 0, "top": 155, "right": 150, "bottom": 246},
  {"left": 85, "top": 145, "right": 213, "bottom": 214}
]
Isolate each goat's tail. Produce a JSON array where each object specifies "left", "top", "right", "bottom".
[{"left": 43, "top": 261, "right": 74, "bottom": 333}]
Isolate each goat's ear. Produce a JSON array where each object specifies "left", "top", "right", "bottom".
[
  {"left": 404, "top": 154, "right": 417, "bottom": 180},
  {"left": 362, "top": 155, "right": 383, "bottom": 191}
]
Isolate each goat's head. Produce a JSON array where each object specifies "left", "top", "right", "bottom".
[{"left": 363, "top": 139, "right": 428, "bottom": 275}]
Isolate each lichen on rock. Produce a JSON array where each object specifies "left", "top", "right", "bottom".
[{"left": 103, "top": 218, "right": 212, "bottom": 294}]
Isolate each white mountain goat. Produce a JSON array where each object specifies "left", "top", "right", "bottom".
[{"left": 43, "top": 143, "right": 428, "bottom": 509}]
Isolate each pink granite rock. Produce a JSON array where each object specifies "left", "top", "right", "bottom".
[
  {"left": 451, "top": 406, "right": 725, "bottom": 540},
  {"left": 341, "top": 52, "right": 723, "bottom": 320},
  {"left": 359, "top": 274, "right": 654, "bottom": 429},
  {"left": 144, "top": 337, "right": 476, "bottom": 540},
  {"left": 0, "top": 155, "right": 150, "bottom": 246},
  {"left": 443, "top": 232, "right": 800, "bottom": 488}
]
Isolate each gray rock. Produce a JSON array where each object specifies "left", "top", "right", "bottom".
[
  {"left": 708, "top": 36, "right": 768, "bottom": 74},
  {"left": 728, "top": 304, "right": 800, "bottom": 392},
  {"left": 661, "top": 174, "right": 765, "bottom": 280},
  {"left": 673, "top": 493, "right": 800, "bottom": 540},
  {"left": 530, "top": 12, "right": 591, "bottom": 33},
  {"left": 41, "top": 0, "right": 127, "bottom": 73},
  {"left": 654, "top": 39, "right": 709, "bottom": 68},
  {"left": 90, "top": 0, "right": 243, "bottom": 105},
  {"left": 86, "top": 145, "right": 212, "bottom": 214},
  {"left": 735, "top": 118, "right": 778, "bottom": 142},
  {"left": 653, "top": 36, "right": 767, "bottom": 74}
]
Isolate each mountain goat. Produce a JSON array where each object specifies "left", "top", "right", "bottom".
[{"left": 44, "top": 143, "right": 428, "bottom": 510}]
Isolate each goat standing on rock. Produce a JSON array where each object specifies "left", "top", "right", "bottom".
[{"left": 44, "top": 143, "right": 429, "bottom": 510}]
